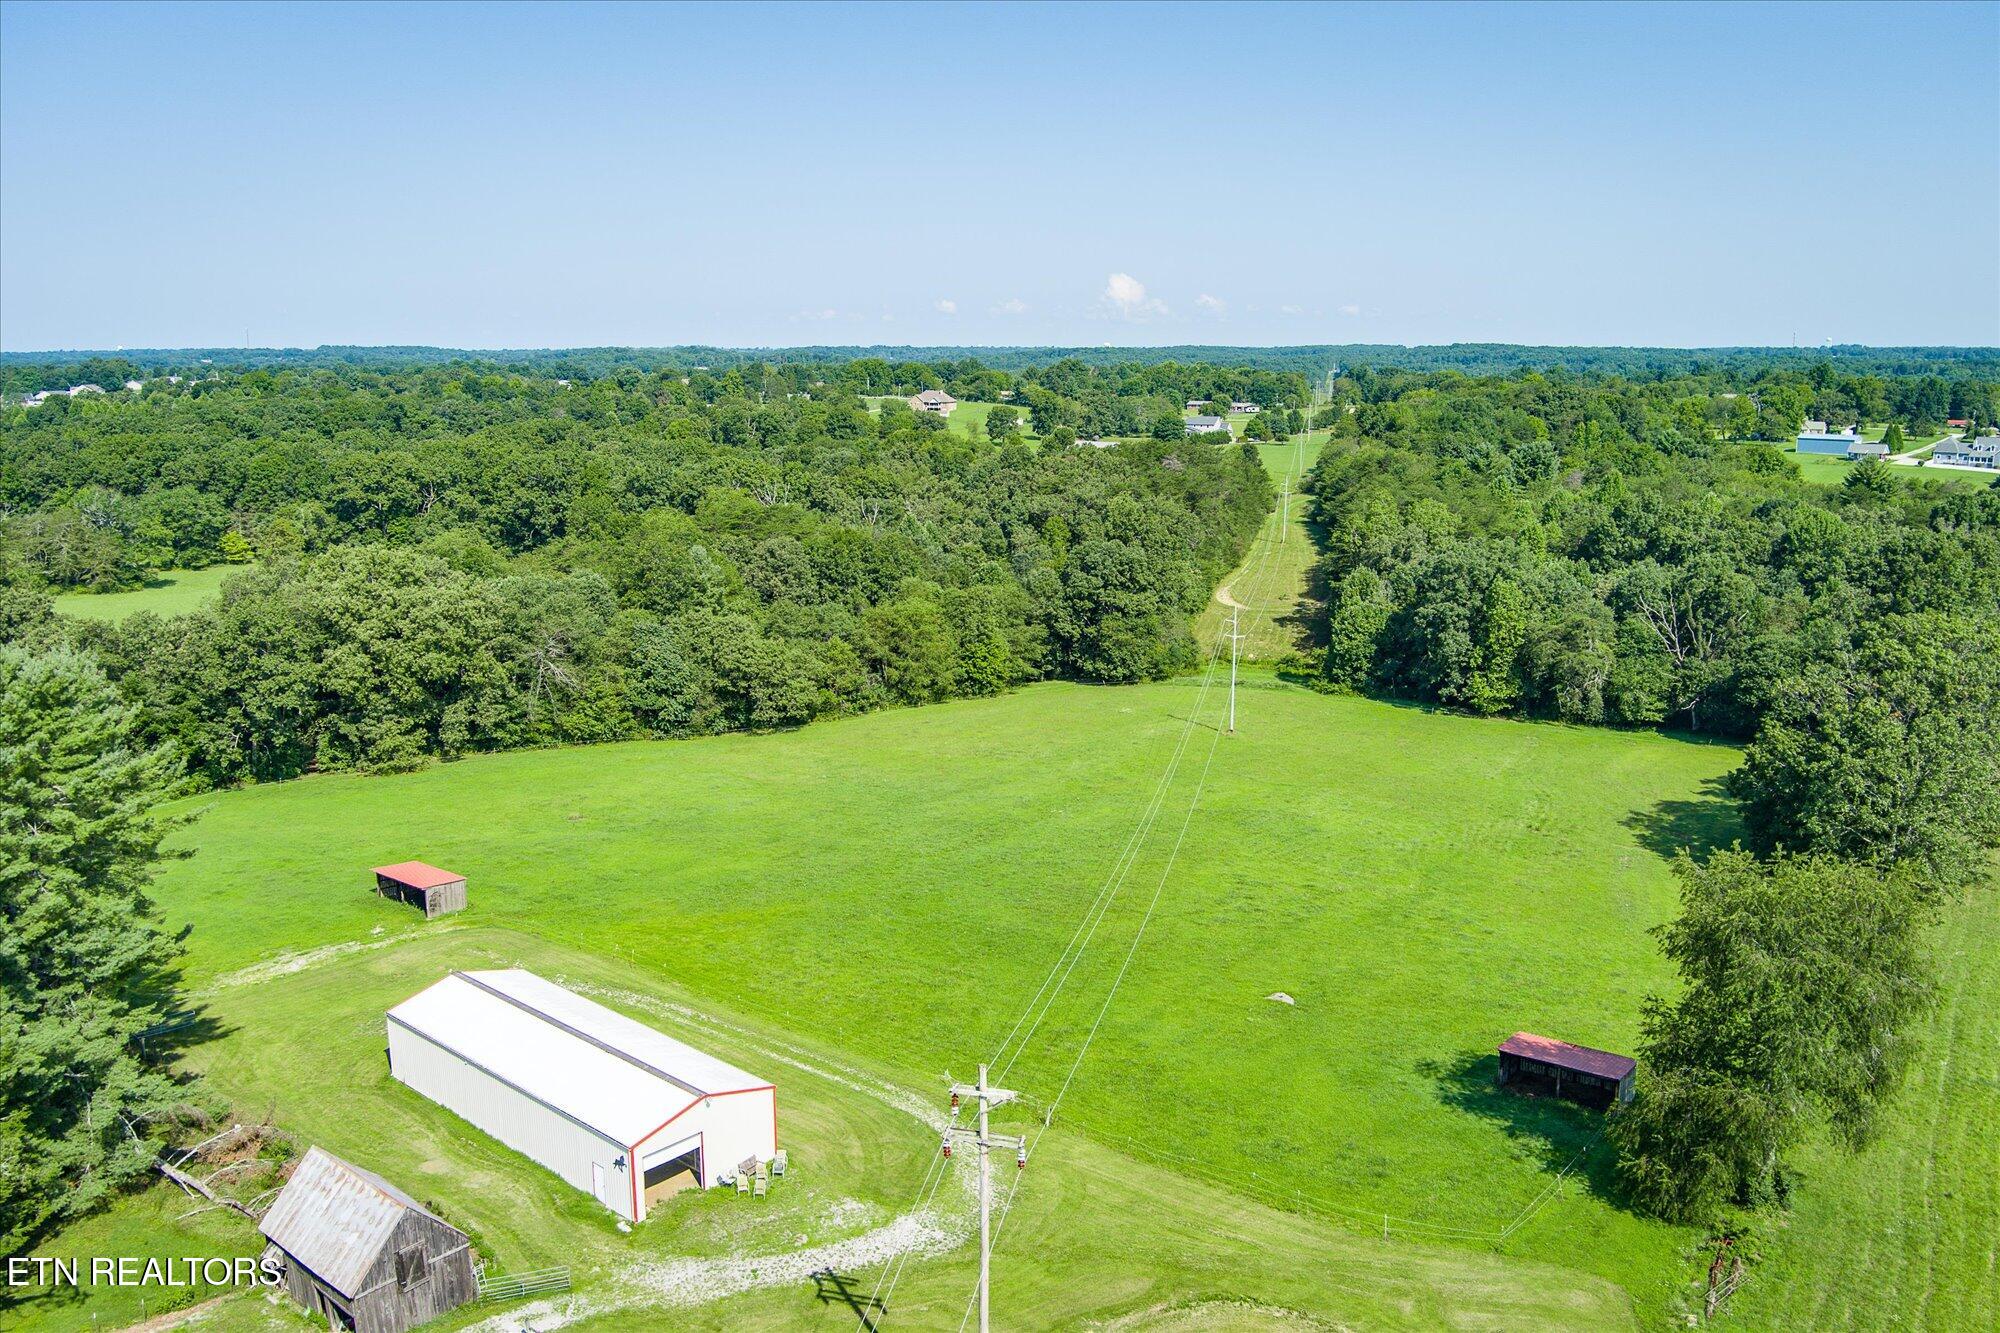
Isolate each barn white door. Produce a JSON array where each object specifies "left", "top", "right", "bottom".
[{"left": 591, "top": 1162, "right": 605, "bottom": 1203}]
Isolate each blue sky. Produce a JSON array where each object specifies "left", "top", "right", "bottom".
[{"left": 2, "top": 0, "right": 1995, "bottom": 350}]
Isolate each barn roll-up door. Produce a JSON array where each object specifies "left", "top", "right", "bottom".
[{"left": 642, "top": 1134, "right": 702, "bottom": 1207}]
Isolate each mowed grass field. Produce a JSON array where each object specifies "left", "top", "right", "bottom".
[
  {"left": 1197, "top": 429, "right": 1327, "bottom": 663},
  {"left": 24, "top": 672, "right": 1755, "bottom": 1329},
  {"left": 863, "top": 396, "right": 1034, "bottom": 443},
  {"left": 15, "top": 669, "right": 1994, "bottom": 1327},
  {"left": 50, "top": 564, "right": 243, "bottom": 621},
  {"left": 1767, "top": 443, "right": 1996, "bottom": 488}
]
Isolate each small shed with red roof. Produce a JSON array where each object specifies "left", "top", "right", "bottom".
[
  {"left": 1496, "top": 1032, "right": 1636, "bottom": 1109},
  {"left": 373, "top": 861, "right": 467, "bottom": 919}
]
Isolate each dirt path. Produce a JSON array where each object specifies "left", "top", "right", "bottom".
[
  {"left": 202, "top": 924, "right": 462, "bottom": 991},
  {"left": 468, "top": 1198, "right": 973, "bottom": 1331}
]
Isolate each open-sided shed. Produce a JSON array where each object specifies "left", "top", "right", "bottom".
[
  {"left": 259, "top": 1146, "right": 476, "bottom": 1333},
  {"left": 371, "top": 861, "right": 466, "bottom": 918},
  {"left": 386, "top": 969, "right": 777, "bottom": 1222},
  {"left": 1495, "top": 1031, "right": 1636, "bottom": 1109}
]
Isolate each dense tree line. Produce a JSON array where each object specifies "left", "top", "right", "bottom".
[
  {"left": 1, "top": 646, "right": 206, "bottom": 1251},
  {"left": 1293, "top": 363, "right": 2000, "bottom": 1230},
  {"left": 8, "top": 342, "right": 1996, "bottom": 386},
  {"left": 2, "top": 362, "right": 1271, "bottom": 785},
  {"left": 1305, "top": 366, "right": 2000, "bottom": 736}
]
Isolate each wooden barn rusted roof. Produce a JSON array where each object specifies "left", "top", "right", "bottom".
[{"left": 259, "top": 1147, "right": 450, "bottom": 1297}]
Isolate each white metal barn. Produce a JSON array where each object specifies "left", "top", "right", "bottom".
[{"left": 386, "top": 969, "right": 776, "bottom": 1223}]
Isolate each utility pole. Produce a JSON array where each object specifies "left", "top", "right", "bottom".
[
  {"left": 945, "top": 1065, "right": 1023, "bottom": 1333},
  {"left": 1226, "top": 603, "right": 1244, "bottom": 734}
]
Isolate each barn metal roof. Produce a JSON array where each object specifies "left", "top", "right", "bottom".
[
  {"left": 387, "top": 969, "right": 772, "bottom": 1147},
  {"left": 372, "top": 861, "right": 464, "bottom": 890},
  {"left": 1498, "top": 1032, "right": 1636, "bottom": 1081},
  {"left": 259, "top": 1147, "right": 445, "bottom": 1297}
]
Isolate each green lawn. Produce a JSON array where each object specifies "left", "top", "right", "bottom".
[
  {"left": 864, "top": 396, "right": 1034, "bottom": 443},
  {"left": 51, "top": 565, "right": 245, "bottom": 621},
  {"left": 1758, "top": 443, "right": 1996, "bottom": 488},
  {"left": 1719, "top": 884, "right": 2000, "bottom": 1330},
  {"left": 21, "top": 674, "right": 1771, "bottom": 1329},
  {"left": 14, "top": 635, "right": 1993, "bottom": 1326},
  {"left": 1196, "top": 429, "right": 1327, "bottom": 662}
]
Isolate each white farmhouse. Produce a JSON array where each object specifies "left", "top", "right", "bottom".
[{"left": 387, "top": 969, "right": 776, "bottom": 1223}]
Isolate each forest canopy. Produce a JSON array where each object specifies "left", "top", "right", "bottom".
[{"left": 2, "top": 358, "right": 1277, "bottom": 784}]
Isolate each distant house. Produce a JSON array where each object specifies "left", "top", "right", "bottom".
[
  {"left": 123, "top": 379, "right": 145, "bottom": 392},
  {"left": 1185, "top": 398, "right": 1212, "bottom": 411},
  {"left": 1076, "top": 437, "right": 1119, "bottom": 449},
  {"left": 372, "top": 862, "right": 467, "bottom": 918},
  {"left": 259, "top": 1146, "right": 477, "bottom": 1333},
  {"left": 1797, "top": 427, "right": 1862, "bottom": 456},
  {"left": 1185, "top": 415, "right": 1230, "bottom": 436},
  {"left": 68, "top": 383, "right": 105, "bottom": 396},
  {"left": 1845, "top": 440, "right": 1889, "bottom": 460},
  {"left": 20, "top": 391, "right": 52, "bottom": 407},
  {"left": 1946, "top": 417, "right": 1970, "bottom": 429},
  {"left": 1230, "top": 401, "right": 1260, "bottom": 414},
  {"left": 1801, "top": 419, "right": 1829, "bottom": 434},
  {"left": 1496, "top": 1032, "right": 1636, "bottom": 1109},
  {"left": 1933, "top": 434, "right": 2000, "bottom": 469},
  {"left": 910, "top": 388, "right": 957, "bottom": 416}
]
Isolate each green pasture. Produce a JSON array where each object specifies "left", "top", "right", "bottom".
[
  {"left": 31, "top": 674, "right": 1763, "bottom": 1327},
  {"left": 14, "top": 641, "right": 1994, "bottom": 1327},
  {"left": 51, "top": 564, "right": 244, "bottom": 621}
]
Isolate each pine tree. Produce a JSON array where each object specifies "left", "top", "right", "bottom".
[{"left": 0, "top": 646, "right": 204, "bottom": 1251}]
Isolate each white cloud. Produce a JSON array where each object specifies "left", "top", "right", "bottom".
[
  {"left": 934, "top": 298, "right": 957, "bottom": 315},
  {"left": 993, "top": 297, "right": 1029, "bottom": 315},
  {"left": 1338, "top": 302, "right": 1362, "bottom": 317},
  {"left": 1280, "top": 303, "right": 1304, "bottom": 316},
  {"left": 1195, "top": 293, "right": 1226, "bottom": 315},
  {"left": 1102, "top": 272, "right": 1167, "bottom": 318}
]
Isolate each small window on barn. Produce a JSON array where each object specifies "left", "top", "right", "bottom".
[{"left": 395, "top": 1244, "right": 429, "bottom": 1289}]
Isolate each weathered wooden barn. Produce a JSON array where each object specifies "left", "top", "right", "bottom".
[
  {"left": 258, "top": 1147, "right": 477, "bottom": 1333},
  {"left": 1495, "top": 1031, "right": 1636, "bottom": 1109},
  {"left": 371, "top": 861, "right": 466, "bottom": 918},
  {"left": 387, "top": 968, "right": 777, "bottom": 1222}
]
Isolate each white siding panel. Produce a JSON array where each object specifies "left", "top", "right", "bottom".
[
  {"left": 637, "top": 1088, "right": 777, "bottom": 1195},
  {"left": 387, "top": 1020, "right": 638, "bottom": 1220}
]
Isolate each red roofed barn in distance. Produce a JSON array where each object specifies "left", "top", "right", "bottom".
[{"left": 372, "top": 861, "right": 467, "bottom": 918}]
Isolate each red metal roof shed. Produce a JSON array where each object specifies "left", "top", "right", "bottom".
[
  {"left": 373, "top": 861, "right": 463, "bottom": 891},
  {"left": 1498, "top": 1032, "right": 1636, "bottom": 1081},
  {"left": 372, "top": 862, "right": 467, "bottom": 918}
]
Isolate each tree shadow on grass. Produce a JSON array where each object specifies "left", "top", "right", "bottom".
[
  {"left": 1624, "top": 776, "right": 1741, "bottom": 865},
  {"left": 1416, "top": 1050, "right": 1629, "bottom": 1210}
]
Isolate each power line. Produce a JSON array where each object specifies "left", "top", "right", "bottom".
[
  {"left": 952, "top": 664, "right": 1232, "bottom": 1331},
  {"left": 867, "top": 638, "right": 1228, "bottom": 1328}
]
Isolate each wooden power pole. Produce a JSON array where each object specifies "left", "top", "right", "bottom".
[{"left": 945, "top": 1065, "right": 1024, "bottom": 1333}]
